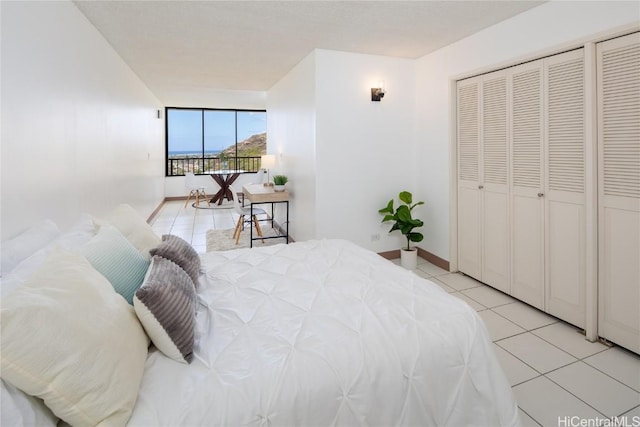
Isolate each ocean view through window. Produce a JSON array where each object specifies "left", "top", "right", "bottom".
[{"left": 166, "top": 108, "right": 266, "bottom": 176}]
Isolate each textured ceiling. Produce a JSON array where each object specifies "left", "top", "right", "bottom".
[{"left": 74, "top": 1, "right": 544, "bottom": 103}]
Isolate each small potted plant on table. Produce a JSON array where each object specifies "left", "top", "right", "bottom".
[
  {"left": 273, "top": 175, "right": 288, "bottom": 192},
  {"left": 378, "top": 191, "right": 424, "bottom": 269}
]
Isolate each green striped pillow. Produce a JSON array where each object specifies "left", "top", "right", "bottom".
[{"left": 82, "top": 224, "right": 150, "bottom": 304}]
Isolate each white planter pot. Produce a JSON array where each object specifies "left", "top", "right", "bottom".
[
  {"left": 400, "top": 248, "right": 418, "bottom": 270},
  {"left": 274, "top": 184, "right": 286, "bottom": 192}
]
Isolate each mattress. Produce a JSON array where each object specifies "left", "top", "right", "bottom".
[{"left": 128, "top": 239, "right": 519, "bottom": 426}]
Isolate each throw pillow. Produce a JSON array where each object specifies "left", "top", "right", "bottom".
[
  {"left": 1, "top": 219, "right": 60, "bottom": 276},
  {"left": 1, "top": 380, "right": 58, "bottom": 427},
  {"left": 96, "top": 204, "right": 160, "bottom": 260},
  {"left": 134, "top": 255, "right": 197, "bottom": 364},
  {"left": 150, "top": 234, "right": 200, "bottom": 287},
  {"left": 1, "top": 214, "right": 98, "bottom": 297},
  {"left": 0, "top": 247, "right": 149, "bottom": 426},
  {"left": 81, "top": 224, "right": 150, "bottom": 304}
]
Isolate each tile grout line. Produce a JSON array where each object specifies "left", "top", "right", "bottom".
[
  {"left": 489, "top": 305, "right": 560, "bottom": 331},
  {"left": 542, "top": 367, "right": 610, "bottom": 418},
  {"left": 356, "top": 239, "right": 637, "bottom": 423},
  {"left": 517, "top": 406, "right": 543, "bottom": 427},
  {"left": 580, "top": 357, "right": 640, "bottom": 394}
]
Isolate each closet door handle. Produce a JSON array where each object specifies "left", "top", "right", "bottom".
[
  {"left": 538, "top": 192, "right": 544, "bottom": 197},
  {"left": 478, "top": 185, "right": 484, "bottom": 190}
]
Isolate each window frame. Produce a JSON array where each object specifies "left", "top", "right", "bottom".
[{"left": 165, "top": 107, "right": 267, "bottom": 177}]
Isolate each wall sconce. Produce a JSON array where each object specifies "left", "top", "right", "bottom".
[
  {"left": 260, "top": 154, "right": 276, "bottom": 185},
  {"left": 371, "top": 81, "right": 386, "bottom": 102}
]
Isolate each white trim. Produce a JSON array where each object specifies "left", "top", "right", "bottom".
[
  {"left": 449, "top": 78, "right": 459, "bottom": 273},
  {"left": 450, "top": 23, "right": 640, "bottom": 83},
  {"left": 584, "top": 41, "right": 599, "bottom": 342}
]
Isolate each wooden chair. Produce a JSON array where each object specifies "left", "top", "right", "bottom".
[
  {"left": 237, "top": 170, "right": 267, "bottom": 206},
  {"left": 184, "top": 172, "right": 210, "bottom": 208},
  {"left": 230, "top": 185, "right": 266, "bottom": 245}
]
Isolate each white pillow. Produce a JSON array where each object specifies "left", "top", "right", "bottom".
[
  {"left": 1, "top": 219, "right": 60, "bottom": 276},
  {"left": 0, "top": 247, "right": 149, "bottom": 426},
  {"left": 95, "top": 204, "right": 160, "bottom": 260},
  {"left": 1, "top": 380, "right": 58, "bottom": 427},
  {"left": 1, "top": 214, "right": 97, "bottom": 297},
  {"left": 81, "top": 224, "right": 150, "bottom": 304},
  {"left": 52, "top": 213, "right": 98, "bottom": 249}
]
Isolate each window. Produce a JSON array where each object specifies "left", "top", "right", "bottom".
[{"left": 166, "top": 108, "right": 266, "bottom": 176}]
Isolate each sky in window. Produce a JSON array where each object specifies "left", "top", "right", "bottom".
[{"left": 167, "top": 109, "right": 266, "bottom": 154}]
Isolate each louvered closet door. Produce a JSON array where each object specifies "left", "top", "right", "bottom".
[
  {"left": 510, "top": 60, "right": 545, "bottom": 310},
  {"left": 544, "top": 49, "right": 586, "bottom": 328},
  {"left": 457, "top": 76, "right": 482, "bottom": 280},
  {"left": 481, "top": 70, "right": 510, "bottom": 293},
  {"left": 597, "top": 32, "right": 640, "bottom": 354}
]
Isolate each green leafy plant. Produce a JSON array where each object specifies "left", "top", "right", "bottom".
[
  {"left": 378, "top": 191, "right": 424, "bottom": 251},
  {"left": 272, "top": 175, "right": 288, "bottom": 185}
]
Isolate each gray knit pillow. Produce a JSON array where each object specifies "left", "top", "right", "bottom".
[
  {"left": 133, "top": 256, "right": 197, "bottom": 364},
  {"left": 149, "top": 234, "right": 200, "bottom": 287}
]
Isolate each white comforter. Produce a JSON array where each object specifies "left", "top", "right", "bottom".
[{"left": 128, "top": 239, "right": 519, "bottom": 426}]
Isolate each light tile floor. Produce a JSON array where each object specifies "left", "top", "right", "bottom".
[{"left": 152, "top": 200, "right": 640, "bottom": 427}]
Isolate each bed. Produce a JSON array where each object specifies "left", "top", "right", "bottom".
[{"left": 1, "top": 206, "right": 519, "bottom": 426}]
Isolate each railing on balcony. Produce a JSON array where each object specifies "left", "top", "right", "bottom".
[{"left": 167, "top": 156, "right": 262, "bottom": 176}]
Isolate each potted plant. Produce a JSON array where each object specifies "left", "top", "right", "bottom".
[
  {"left": 218, "top": 151, "right": 229, "bottom": 170},
  {"left": 378, "top": 191, "right": 424, "bottom": 269},
  {"left": 273, "top": 175, "right": 288, "bottom": 192}
]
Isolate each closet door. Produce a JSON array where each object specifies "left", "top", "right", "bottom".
[
  {"left": 544, "top": 49, "right": 586, "bottom": 328},
  {"left": 481, "top": 71, "right": 510, "bottom": 293},
  {"left": 510, "top": 60, "right": 545, "bottom": 309},
  {"left": 457, "top": 77, "right": 482, "bottom": 280},
  {"left": 597, "top": 33, "right": 640, "bottom": 354}
]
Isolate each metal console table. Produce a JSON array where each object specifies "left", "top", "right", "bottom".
[{"left": 242, "top": 184, "right": 289, "bottom": 248}]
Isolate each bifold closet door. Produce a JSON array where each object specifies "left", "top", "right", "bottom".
[
  {"left": 544, "top": 49, "right": 586, "bottom": 328},
  {"left": 457, "top": 71, "right": 510, "bottom": 292},
  {"left": 457, "top": 77, "right": 482, "bottom": 280},
  {"left": 597, "top": 32, "right": 640, "bottom": 354},
  {"left": 481, "top": 71, "right": 510, "bottom": 293},
  {"left": 510, "top": 60, "right": 545, "bottom": 310}
]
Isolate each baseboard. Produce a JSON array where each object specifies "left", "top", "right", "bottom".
[
  {"left": 164, "top": 196, "right": 187, "bottom": 202},
  {"left": 417, "top": 247, "right": 450, "bottom": 271},
  {"left": 147, "top": 199, "right": 167, "bottom": 224},
  {"left": 258, "top": 219, "right": 295, "bottom": 243},
  {"left": 378, "top": 248, "right": 450, "bottom": 272},
  {"left": 147, "top": 196, "right": 203, "bottom": 223},
  {"left": 272, "top": 220, "right": 295, "bottom": 243},
  {"left": 148, "top": 196, "right": 187, "bottom": 223},
  {"left": 377, "top": 250, "right": 400, "bottom": 260}
]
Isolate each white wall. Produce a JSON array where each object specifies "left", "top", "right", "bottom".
[
  {"left": 314, "top": 50, "right": 416, "bottom": 251},
  {"left": 1, "top": 1, "right": 165, "bottom": 240},
  {"left": 165, "top": 88, "right": 266, "bottom": 111},
  {"left": 267, "top": 52, "right": 317, "bottom": 241},
  {"left": 268, "top": 49, "right": 416, "bottom": 250},
  {"left": 415, "top": 0, "right": 640, "bottom": 261}
]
